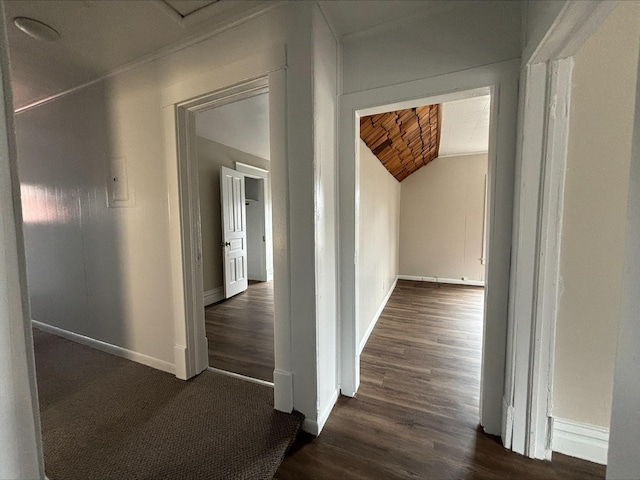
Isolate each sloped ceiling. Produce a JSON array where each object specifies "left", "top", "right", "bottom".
[{"left": 360, "top": 104, "right": 441, "bottom": 182}]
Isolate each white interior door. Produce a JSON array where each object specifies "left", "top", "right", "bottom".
[{"left": 220, "top": 166, "right": 248, "bottom": 298}]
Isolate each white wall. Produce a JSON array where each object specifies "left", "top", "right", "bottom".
[
  {"left": 341, "top": 1, "right": 521, "bottom": 95},
  {"left": 553, "top": 2, "right": 640, "bottom": 430},
  {"left": 358, "top": 140, "right": 401, "bottom": 347},
  {"left": 312, "top": 5, "right": 339, "bottom": 431},
  {"left": 15, "top": 2, "right": 330, "bottom": 425},
  {"left": 399, "top": 154, "right": 487, "bottom": 283},
  {"left": 197, "top": 137, "right": 269, "bottom": 293}
]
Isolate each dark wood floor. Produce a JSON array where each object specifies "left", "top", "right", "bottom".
[
  {"left": 205, "top": 280, "right": 274, "bottom": 382},
  {"left": 276, "top": 280, "right": 606, "bottom": 479}
]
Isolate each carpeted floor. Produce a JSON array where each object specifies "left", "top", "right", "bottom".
[{"left": 33, "top": 329, "right": 303, "bottom": 480}]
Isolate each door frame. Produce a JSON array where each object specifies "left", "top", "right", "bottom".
[
  {"left": 338, "top": 59, "right": 520, "bottom": 437},
  {"left": 236, "top": 162, "right": 271, "bottom": 282},
  {"left": 165, "top": 70, "right": 294, "bottom": 412},
  {"left": 508, "top": 1, "right": 619, "bottom": 459}
]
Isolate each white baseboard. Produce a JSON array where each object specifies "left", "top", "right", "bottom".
[
  {"left": 397, "top": 274, "right": 485, "bottom": 287},
  {"left": 274, "top": 369, "right": 294, "bottom": 413},
  {"left": 32, "top": 320, "right": 174, "bottom": 375},
  {"left": 553, "top": 417, "right": 609, "bottom": 465},
  {"left": 174, "top": 344, "right": 188, "bottom": 380},
  {"left": 204, "top": 287, "right": 224, "bottom": 306},
  {"left": 358, "top": 276, "right": 398, "bottom": 354},
  {"left": 501, "top": 396, "right": 513, "bottom": 448},
  {"left": 301, "top": 389, "right": 340, "bottom": 436}
]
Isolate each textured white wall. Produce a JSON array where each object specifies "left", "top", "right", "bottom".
[
  {"left": 554, "top": 2, "right": 640, "bottom": 429},
  {"left": 358, "top": 140, "right": 401, "bottom": 347},
  {"left": 399, "top": 154, "right": 487, "bottom": 282}
]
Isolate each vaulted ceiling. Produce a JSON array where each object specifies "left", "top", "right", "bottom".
[{"left": 360, "top": 105, "right": 441, "bottom": 182}]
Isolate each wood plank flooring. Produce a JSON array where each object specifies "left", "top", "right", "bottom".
[
  {"left": 276, "top": 280, "right": 606, "bottom": 479},
  {"left": 204, "top": 280, "right": 274, "bottom": 382}
]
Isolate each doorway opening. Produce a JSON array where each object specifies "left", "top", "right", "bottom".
[
  {"left": 192, "top": 88, "right": 275, "bottom": 385},
  {"left": 354, "top": 91, "right": 491, "bottom": 430}
]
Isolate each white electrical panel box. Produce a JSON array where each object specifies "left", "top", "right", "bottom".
[{"left": 107, "top": 156, "right": 134, "bottom": 207}]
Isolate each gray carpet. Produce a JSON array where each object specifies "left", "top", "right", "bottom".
[{"left": 33, "top": 329, "right": 303, "bottom": 480}]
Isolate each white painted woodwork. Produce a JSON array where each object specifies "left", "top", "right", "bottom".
[
  {"left": 510, "top": 0, "right": 630, "bottom": 461},
  {"left": 220, "top": 166, "right": 249, "bottom": 298},
  {"left": 0, "top": 5, "right": 44, "bottom": 473},
  {"left": 553, "top": 418, "right": 609, "bottom": 465}
]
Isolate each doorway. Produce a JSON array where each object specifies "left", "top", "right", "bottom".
[
  {"left": 193, "top": 89, "right": 275, "bottom": 384},
  {"left": 339, "top": 68, "right": 519, "bottom": 441},
  {"left": 355, "top": 92, "right": 491, "bottom": 429},
  {"left": 170, "top": 72, "right": 294, "bottom": 412}
]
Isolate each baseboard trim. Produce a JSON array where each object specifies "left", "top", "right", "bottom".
[
  {"left": 204, "top": 287, "right": 224, "bottom": 306},
  {"left": 273, "top": 369, "right": 294, "bottom": 413},
  {"left": 553, "top": 418, "right": 609, "bottom": 465},
  {"left": 358, "top": 276, "right": 398, "bottom": 354},
  {"left": 317, "top": 388, "right": 340, "bottom": 434},
  {"left": 32, "top": 320, "right": 174, "bottom": 374},
  {"left": 397, "top": 275, "right": 485, "bottom": 287},
  {"left": 501, "top": 396, "right": 513, "bottom": 448}
]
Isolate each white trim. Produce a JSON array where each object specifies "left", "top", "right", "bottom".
[
  {"left": 317, "top": 388, "right": 340, "bottom": 434},
  {"left": 203, "top": 287, "right": 224, "bottom": 306},
  {"left": 206, "top": 366, "right": 274, "bottom": 388},
  {"left": 273, "top": 369, "right": 294, "bottom": 413},
  {"left": 397, "top": 275, "right": 485, "bottom": 287},
  {"left": 553, "top": 418, "right": 609, "bottom": 465},
  {"left": 438, "top": 150, "right": 489, "bottom": 159},
  {"left": 526, "top": 1, "right": 619, "bottom": 65},
  {"left": 235, "top": 162, "right": 269, "bottom": 178},
  {"left": 528, "top": 57, "right": 573, "bottom": 461},
  {"left": 509, "top": 1, "right": 615, "bottom": 461},
  {"left": 32, "top": 321, "right": 175, "bottom": 374},
  {"left": 358, "top": 276, "right": 398, "bottom": 354}
]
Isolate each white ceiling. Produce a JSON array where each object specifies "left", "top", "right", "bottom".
[
  {"left": 196, "top": 93, "right": 270, "bottom": 161},
  {"left": 438, "top": 95, "right": 491, "bottom": 157},
  {"left": 6, "top": 1, "right": 446, "bottom": 111},
  {"left": 5, "top": 0, "right": 279, "bottom": 110}
]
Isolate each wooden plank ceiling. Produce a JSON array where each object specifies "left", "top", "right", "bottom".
[{"left": 360, "top": 104, "right": 441, "bottom": 182}]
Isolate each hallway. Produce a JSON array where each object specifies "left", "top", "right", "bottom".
[
  {"left": 205, "top": 281, "right": 274, "bottom": 382},
  {"left": 276, "top": 281, "right": 605, "bottom": 479}
]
